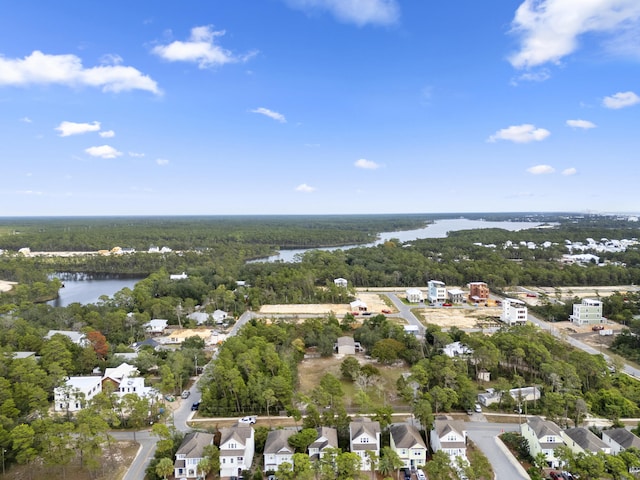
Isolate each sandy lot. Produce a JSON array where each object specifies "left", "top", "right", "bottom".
[
  {"left": 0, "top": 280, "right": 16, "bottom": 293},
  {"left": 510, "top": 285, "right": 640, "bottom": 307},
  {"left": 259, "top": 292, "right": 389, "bottom": 315},
  {"left": 416, "top": 306, "right": 502, "bottom": 329}
]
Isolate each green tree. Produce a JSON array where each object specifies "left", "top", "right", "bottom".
[
  {"left": 292, "top": 452, "right": 314, "bottom": 480},
  {"left": 156, "top": 457, "right": 174, "bottom": 480},
  {"left": 378, "top": 446, "right": 403, "bottom": 479}
]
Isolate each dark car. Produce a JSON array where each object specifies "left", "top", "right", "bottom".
[
  {"left": 401, "top": 468, "right": 411, "bottom": 480},
  {"left": 191, "top": 401, "right": 200, "bottom": 411}
]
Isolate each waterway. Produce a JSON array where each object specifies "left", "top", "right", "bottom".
[
  {"left": 48, "top": 273, "right": 143, "bottom": 307},
  {"left": 254, "top": 218, "right": 548, "bottom": 263}
]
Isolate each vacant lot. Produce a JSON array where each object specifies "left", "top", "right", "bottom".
[
  {"left": 259, "top": 292, "right": 390, "bottom": 316},
  {"left": 415, "top": 306, "right": 502, "bottom": 329}
]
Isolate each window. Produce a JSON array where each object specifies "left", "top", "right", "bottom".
[{"left": 361, "top": 437, "right": 369, "bottom": 443}]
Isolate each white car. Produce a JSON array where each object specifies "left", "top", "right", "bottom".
[
  {"left": 417, "top": 469, "right": 427, "bottom": 480},
  {"left": 239, "top": 415, "right": 257, "bottom": 424}
]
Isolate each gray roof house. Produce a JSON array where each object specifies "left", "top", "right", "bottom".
[
  {"left": 602, "top": 428, "right": 640, "bottom": 454},
  {"left": 219, "top": 425, "right": 255, "bottom": 479},
  {"left": 520, "top": 416, "right": 565, "bottom": 468},
  {"left": 264, "top": 429, "right": 295, "bottom": 472},
  {"left": 336, "top": 336, "right": 356, "bottom": 355},
  {"left": 174, "top": 432, "right": 214, "bottom": 479},
  {"left": 309, "top": 427, "right": 338, "bottom": 460},
  {"left": 389, "top": 423, "right": 427, "bottom": 470},
  {"left": 562, "top": 427, "right": 611, "bottom": 455},
  {"left": 349, "top": 418, "right": 381, "bottom": 471},
  {"left": 430, "top": 420, "right": 468, "bottom": 464}
]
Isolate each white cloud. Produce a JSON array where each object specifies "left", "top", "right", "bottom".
[
  {"left": 354, "top": 158, "right": 380, "bottom": 169},
  {"left": 602, "top": 91, "right": 640, "bottom": 109},
  {"left": 156, "top": 158, "right": 169, "bottom": 166},
  {"left": 85, "top": 145, "right": 123, "bottom": 159},
  {"left": 285, "top": 0, "right": 399, "bottom": 26},
  {"left": 17, "top": 190, "right": 44, "bottom": 195},
  {"left": 488, "top": 124, "right": 550, "bottom": 143},
  {"left": 509, "top": 0, "right": 640, "bottom": 69},
  {"left": 295, "top": 183, "right": 316, "bottom": 192},
  {"left": 510, "top": 69, "right": 550, "bottom": 85},
  {"left": 129, "top": 152, "right": 145, "bottom": 158},
  {"left": 566, "top": 119, "right": 596, "bottom": 129},
  {"left": 20, "top": 117, "right": 32, "bottom": 123},
  {"left": 562, "top": 167, "right": 577, "bottom": 176},
  {"left": 152, "top": 25, "right": 256, "bottom": 69},
  {"left": 55, "top": 121, "right": 101, "bottom": 137},
  {"left": 99, "top": 130, "right": 115, "bottom": 138},
  {"left": 0, "top": 50, "right": 161, "bottom": 94},
  {"left": 527, "top": 164, "right": 555, "bottom": 175},
  {"left": 251, "top": 107, "right": 287, "bottom": 123}
]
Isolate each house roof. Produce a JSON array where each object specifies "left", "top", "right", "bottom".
[
  {"left": 45, "top": 330, "right": 86, "bottom": 344},
  {"left": 564, "top": 428, "right": 608, "bottom": 453},
  {"left": 175, "top": 432, "right": 214, "bottom": 458},
  {"left": 264, "top": 430, "right": 295, "bottom": 455},
  {"left": 527, "top": 416, "right": 562, "bottom": 439},
  {"left": 63, "top": 375, "right": 102, "bottom": 391},
  {"left": 310, "top": 427, "right": 338, "bottom": 451},
  {"left": 350, "top": 417, "right": 380, "bottom": 440},
  {"left": 103, "top": 362, "right": 138, "bottom": 380},
  {"left": 389, "top": 423, "right": 426, "bottom": 449},
  {"left": 219, "top": 425, "right": 252, "bottom": 455},
  {"left": 337, "top": 336, "right": 355, "bottom": 347},
  {"left": 603, "top": 428, "right": 640, "bottom": 449},
  {"left": 434, "top": 420, "right": 466, "bottom": 440}
]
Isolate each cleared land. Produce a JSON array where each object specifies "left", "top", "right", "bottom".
[
  {"left": 259, "top": 292, "right": 390, "bottom": 316},
  {"left": 415, "top": 306, "right": 501, "bottom": 329},
  {"left": 0, "top": 280, "right": 16, "bottom": 292}
]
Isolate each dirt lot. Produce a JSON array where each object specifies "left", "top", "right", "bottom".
[
  {"left": 509, "top": 285, "right": 640, "bottom": 307},
  {"left": 415, "top": 306, "right": 501, "bottom": 329},
  {"left": 0, "top": 280, "right": 16, "bottom": 292},
  {"left": 259, "top": 292, "right": 390, "bottom": 316}
]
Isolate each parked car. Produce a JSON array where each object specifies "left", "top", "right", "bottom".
[
  {"left": 592, "top": 325, "right": 605, "bottom": 331},
  {"left": 181, "top": 390, "right": 190, "bottom": 399},
  {"left": 443, "top": 303, "right": 453, "bottom": 307},
  {"left": 239, "top": 415, "right": 257, "bottom": 424},
  {"left": 549, "top": 472, "right": 562, "bottom": 480},
  {"left": 191, "top": 401, "right": 200, "bottom": 411},
  {"left": 381, "top": 308, "right": 392, "bottom": 314},
  {"left": 351, "top": 311, "right": 360, "bottom": 316},
  {"left": 474, "top": 403, "right": 482, "bottom": 413},
  {"left": 417, "top": 469, "right": 427, "bottom": 479},
  {"left": 400, "top": 469, "right": 411, "bottom": 480}
]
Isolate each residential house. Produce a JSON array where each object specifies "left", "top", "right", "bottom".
[
  {"left": 219, "top": 425, "right": 255, "bottom": 479},
  {"left": 264, "top": 429, "right": 295, "bottom": 472},
  {"left": 45, "top": 330, "right": 88, "bottom": 347},
  {"left": 447, "top": 288, "right": 465, "bottom": 304},
  {"left": 477, "top": 389, "right": 501, "bottom": 407},
  {"left": 500, "top": 298, "right": 528, "bottom": 326},
  {"left": 187, "top": 312, "right": 210, "bottom": 325},
  {"left": 349, "top": 417, "right": 381, "bottom": 471},
  {"left": 334, "top": 278, "right": 348, "bottom": 288},
  {"left": 143, "top": 319, "right": 169, "bottom": 334},
  {"left": 430, "top": 420, "right": 468, "bottom": 464},
  {"left": 170, "top": 272, "right": 188, "bottom": 280},
  {"left": 174, "top": 432, "right": 214, "bottom": 479},
  {"left": 336, "top": 336, "right": 356, "bottom": 355},
  {"left": 442, "top": 341, "right": 473, "bottom": 358},
  {"left": 102, "top": 362, "right": 158, "bottom": 400},
  {"left": 562, "top": 427, "right": 611, "bottom": 455},
  {"left": 601, "top": 428, "right": 640, "bottom": 454},
  {"left": 212, "top": 309, "right": 228, "bottom": 324},
  {"left": 404, "top": 325, "right": 420, "bottom": 336},
  {"left": 54, "top": 376, "right": 103, "bottom": 412},
  {"left": 350, "top": 299, "right": 368, "bottom": 312},
  {"left": 427, "top": 280, "right": 447, "bottom": 304},
  {"left": 509, "top": 386, "right": 541, "bottom": 403},
  {"left": 389, "top": 423, "right": 427, "bottom": 470},
  {"left": 569, "top": 299, "right": 604, "bottom": 326},
  {"left": 520, "top": 416, "right": 565, "bottom": 468},
  {"left": 309, "top": 427, "right": 338, "bottom": 460},
  {"left": 405, "top": 288, "right": 424, "bottom": 303},
  {"left": 467, "top": 282, "right": 489, "bottom": 303},
  {"left": 131, "top": 338, "right": 160, "bottom": 352}
]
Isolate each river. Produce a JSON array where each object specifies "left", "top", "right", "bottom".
[
  {"left": 48, "top": 274, "right": 143, "bottom": 307},
  {"left": 254, "top": 218, "right": 548, "bottom": 263}
]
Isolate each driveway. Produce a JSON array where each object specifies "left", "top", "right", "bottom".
[{"left": 465, "top": 422, "right": 530, "bottom": 480}]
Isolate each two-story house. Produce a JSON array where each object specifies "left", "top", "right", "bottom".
[
  {"left": 389, "top": 423, "right": 427, "bottom": 470},
  {"left": 561, "top": 427, "right": 611, "bottom": 455},
  {"left": 349, "top": 417, "right": 381, "bottom": 471},
  {"left": 500, "top": 298, "right": 528, "bottom": 326},
  {"left": 405, "top": 289, "right": 424, "bottom": 304},
  {"left": 174, "top": 432, "right": 214, "bottom": 479},
  {"left": 54, "top": 376, "right": 102, "bottom": 412},
  {"left": 521, "top": 416, "right": 565, "bottom": 468},
  {"left": 430, "top": 420, "right": 467, "bottom": 465},
  {"left": 308, "top": 427, "right": 338, "bottom": 460},
  {"left": 601, "top": 428, "right": 640, "bottom": 454},
  {"left": 264, "top": 429, "right": 295, "bottom": 472},
  {"left": 219, "top": 425, "right": 255, "bottom": 479}
]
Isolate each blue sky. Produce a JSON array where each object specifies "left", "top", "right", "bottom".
[{"left": 1, "top": 0, "right": 639, "bottom": 216}]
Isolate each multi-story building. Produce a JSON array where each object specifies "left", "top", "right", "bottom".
[
  {"left": 500, "top": 298, "right": 528, "bottom": 326},
  {"left": 569, "top": 298, "right": 604, "bottom": 325},
  {"left": 349, "top": 418, "right": 381, "bottom": 471},
  {"left": 467, "top": 282, "right": 489, "bottom": 303},
  {"left": 427, "top": 280, "right": 447, "bottom": 304}
]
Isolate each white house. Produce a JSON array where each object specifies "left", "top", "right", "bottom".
[
  {"left": 102, "top": 363, "right": 158, "bottom": 400},
  {"left": 264, "top": 429, "right": 295, "bottom": 472},
  {"left": 309, "top": 427, "right": 338, "bottom": 460},
  {"left": 569, "top": 299, "right": 604, "bottom": 326},
  {"left": 427, "top": 280, "right": 447, "bottom": 304},
  {"left": 500, "top": 298, "right": 528, "bottom": 326},
  {"left": 562, "top": 427, "right": 611, "bottom": 455},
  {"left": 143, "top": 319, "right": 169, "bottom": 334},
  {"left": 350, "top": 299, "right": 368, "bottom": 311},
  {"left": 447, "top": 288, "right": 465, "bottom": 304},
  {"left": 430, "top": 420, "right": 467, "bottom": 464},
  {"left": 442, "top": 341, "right": 473, "bottom": 358},
  {"left": 170, "top": 272, "right": 188, "bottom": 280},
  {"left": 54, "top": 376, "right": 103, "bottom": 412},
  {"left": 405, "top": 288, "right": 424, "bottom": 304},
  {"left": 601, "top": 428, "right": 640, "bottom": 454},
  {"left": 389, "top": 423, "right": 427, "bottom": 470},
  {"left": 336, "top": 336, "right": 356, "bottom": 355},
  {"left": 212, "top": 309, "right": 228, "bottom": 324},
  {"left": 187, "top": 312, "right": 210, "bottom": 325},
  {"left": 174, "top": 432, "right": 214, "bottom": 479},
  {"left": 520, "top": 416, "right": 565, "bottom": 468},
  {"left": 219, "top": 425, "right": 255, "bottom": 479},
  {"left": 45, "top": 330, "right": 89, "bottom": 347},
  {"left": 334, "top": 278, "right": 348, "bottom": 288},
  {"left": 349, "top": 418, "right": 381, "bottom": 471}
]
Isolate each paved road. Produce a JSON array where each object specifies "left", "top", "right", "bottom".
[
  {"left": 111, "top": 430, "right": 157, "bottom": 480},
  {"left": 466, "top": 422, "right": 530, "bottom": 480}
]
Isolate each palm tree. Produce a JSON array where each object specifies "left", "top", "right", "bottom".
[
  {"left": 155, "top": 457, "right": 174, "bottom": 480},
  {"left": 197, "top": 457, "right": 212, "bottom": 479}
]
